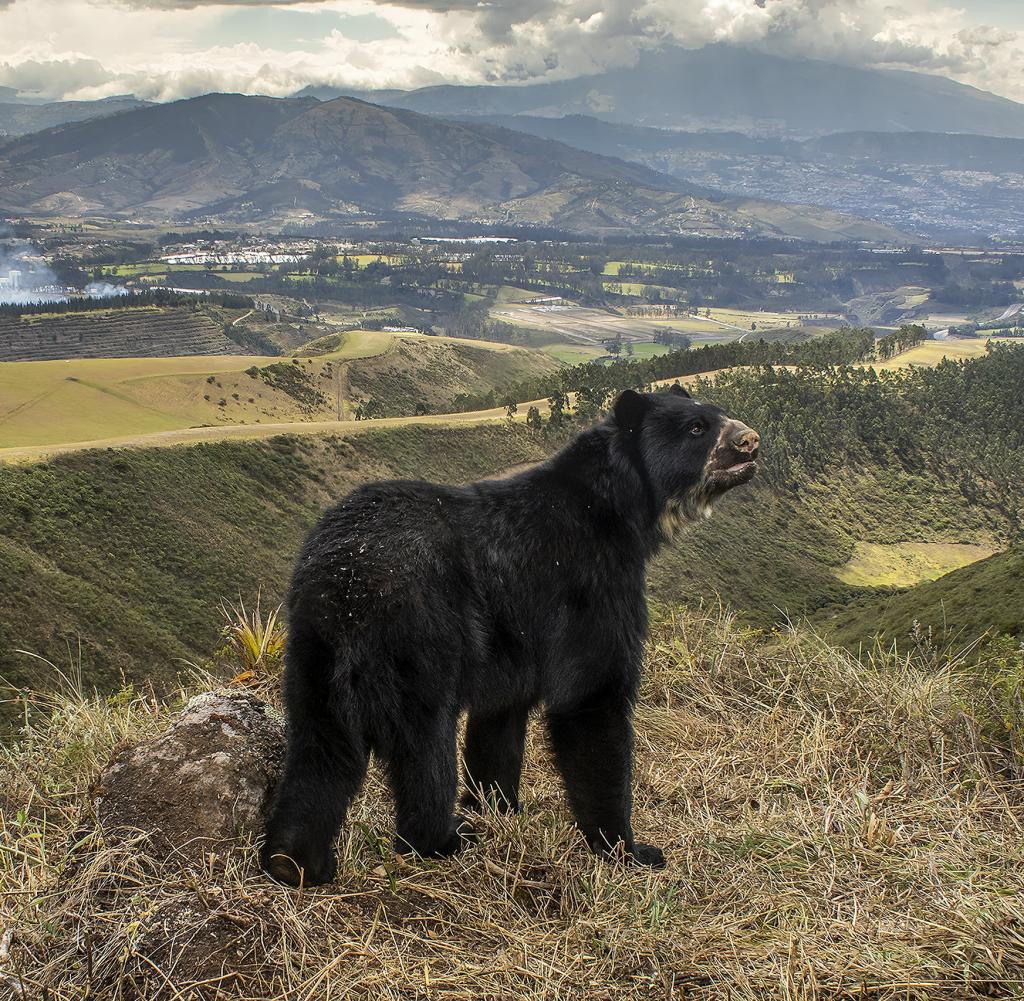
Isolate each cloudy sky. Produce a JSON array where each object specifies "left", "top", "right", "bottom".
[{"left": 1, "top": 0, "right": 1023, "bottom": 105}]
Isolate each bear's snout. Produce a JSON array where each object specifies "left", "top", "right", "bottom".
[{"left": 730, "top": 424, "right": 760, "bottom": 456}]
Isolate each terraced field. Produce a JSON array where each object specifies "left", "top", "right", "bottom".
[{"left": 0, "top": 307, "right": 242, "bottom": 362}]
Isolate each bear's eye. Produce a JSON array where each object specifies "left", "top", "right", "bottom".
[{"left": 690, "top": 423, "right": 705, "bottom": 437}]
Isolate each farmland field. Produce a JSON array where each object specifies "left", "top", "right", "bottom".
[
  {"left": 541, "top": 343, "right": 606, "bottom": 364},
  {"left": 868, "top": 337, "right": 1007, "bottom": 370},
  {"left": 499, "top": 301, "right": 838, "bottom": 344}
]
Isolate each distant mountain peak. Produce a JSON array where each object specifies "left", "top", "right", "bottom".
[{"left": 313, "top": 44, "right": 1024, "bottom": 140}]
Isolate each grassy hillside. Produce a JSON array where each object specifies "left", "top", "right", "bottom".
[
  {"left": 0, "top": 331, "right": 555, "bottom": 449},
  {"left": 5, "top": 608, "right": 1022, "bottom": 998},
  {"left": 345, "top": 336, "right": 559, "bottom": 415},
  {"left": 0, "top": 425, "right": 560, "bottom": 704},
  {"left": 1, "top": 427, "right": 1011, "bottom": 721},
  {"left": 823, "top": 546, "right": 1024, "bottom": 654}
]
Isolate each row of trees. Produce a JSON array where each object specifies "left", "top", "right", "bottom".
[
  {"left": 875, "top": 324, "right": 926, "bottom": 360},
  {"left": 454, "top": 328, "right": 882, "bottom": 420},
  {"left": 0, "top": 288, "right": 252, "bottom": 318}
]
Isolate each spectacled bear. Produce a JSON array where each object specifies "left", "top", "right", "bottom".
[{"left": 261, "top": 385, "right": 760, "bottom": 886}]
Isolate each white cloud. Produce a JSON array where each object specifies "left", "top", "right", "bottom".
[{"left": 0, "top": 0, "right": 1021, "bottom": 105}]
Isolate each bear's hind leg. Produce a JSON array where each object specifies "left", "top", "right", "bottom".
[
  {"left": 546, "top": 690, "right": 665, "bottom": 869},
  {"left": 261, "top": 631, "right": 368, "bottom": 887},
  {"left": 461, "top": 705, "right": 530, "bottom": 814},
  {"left": 387, "top": 708, "right": 474, "bottom": 859}
]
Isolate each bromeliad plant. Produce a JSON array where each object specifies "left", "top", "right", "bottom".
[{"left": 217, "top": 592, "right": 286, "bottom": 682}]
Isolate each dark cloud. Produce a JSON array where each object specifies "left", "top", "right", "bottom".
[{"left": 1, "top": 0, "right": 1021, "bottom": 105}]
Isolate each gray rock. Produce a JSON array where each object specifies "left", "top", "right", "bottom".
[{"left": 92, "top": 690, "right": 285, "bottom": 861}]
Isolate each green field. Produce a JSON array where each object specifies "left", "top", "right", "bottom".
[
  {"left": 835, "top": 541, "right": 996, "bottom": 588},
  {"left": 602, "top": 281, "right": 655, "bottom": 296},
  {"left": 542, "top": 343, "right": 605, "bottom": 365},
  {"left": 544, "top": 342, "right": 676, "bottom": 366},
  {"left": 622, "top": 342, "right": 674, "bottom": 359}
]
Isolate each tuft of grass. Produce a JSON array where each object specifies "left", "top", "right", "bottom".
[{"left": 2, "top": 607, "right": 1023, "bottom": 998}]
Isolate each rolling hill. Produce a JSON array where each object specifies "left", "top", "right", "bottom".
[
  {"left": 303, "top": 44, "right": 1024, "bottom": 139},
  {"left": 822, "top": 546, "right": 1024, "bottom": 655},
  {"left": 0, "top": 93, "right": 904, "bottom": 241}
]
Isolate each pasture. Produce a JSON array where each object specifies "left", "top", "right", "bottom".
[
  {"left": 868, "top": 338, "right": 1006, "bottom": 370},
  {"left": 0, "top": 353, "right": 280, "bottom": 448}
]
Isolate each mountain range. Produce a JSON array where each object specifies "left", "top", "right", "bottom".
[
  {"left": 4, "top": 44, "right": 1024, "bottom": 240},
  {"left": 464, "top": 115, "right": 1024, "bottom": 241},
  {"left": 300, "top": 45, "right": 1024, "bottom": 140},
  {"left": 0, "top": 93, "right": 905, "bottom": 241}
]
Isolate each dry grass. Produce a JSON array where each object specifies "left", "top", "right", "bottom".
[{"left": 2, "top": 607, "right": 1023, "bottom": 999}]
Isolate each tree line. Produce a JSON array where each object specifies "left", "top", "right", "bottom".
[
  {"left": 452, "top": 327, "right": 883, "bottom": 419},
  {"left": 0, "top": 288, "right": 252, "bottom": 318}
]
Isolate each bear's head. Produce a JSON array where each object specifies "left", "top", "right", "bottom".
[{"left": 612, "top": 384, "right": 760, "bottom": 533}]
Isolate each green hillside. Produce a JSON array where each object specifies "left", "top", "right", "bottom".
[
  {"left": 822, "top": 546, "right": 1024, "bottom": 654},
  {"left": 3, "top": 343, "right": 1023, "bottom": 718},
  {"left": 0, "top": 425, "right": 558, "bottom": 704}
]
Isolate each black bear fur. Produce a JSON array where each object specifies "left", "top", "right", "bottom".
[{"left": 261, "top": 385, "right": 760, "bottom": 886}]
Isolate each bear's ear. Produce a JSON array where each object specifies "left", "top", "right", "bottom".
[
  {"left": 668, "top": 382, "right": 690, "bottom": 399},
  {"left": 613, "top": 389, "right": 649, "bottom": 433}
]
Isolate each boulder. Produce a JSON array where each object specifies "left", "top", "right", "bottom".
[{"left": 92, "top": 690, "right": 285, "bottom": 861}]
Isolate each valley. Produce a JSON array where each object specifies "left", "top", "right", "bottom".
[
  {"left": 2, "top": 310, "right": 1021, "bottom": 709},
  {"left": 3, "top": 30, "right": 1024, "bottom": 1000},
  {"left": 5, "top": 20, "right": 1024, "bottom": 1000}
]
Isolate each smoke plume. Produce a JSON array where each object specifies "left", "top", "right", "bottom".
[
  {"left": 0, "top": 238, "right": 61, "bottom": 306},
  {"left": 0, "top": 237, "right": 128, "bottom": 306}
]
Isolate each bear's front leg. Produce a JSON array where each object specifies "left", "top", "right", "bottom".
[{"left": 546, "top": 689, "right": 665, "bottom": 868}]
